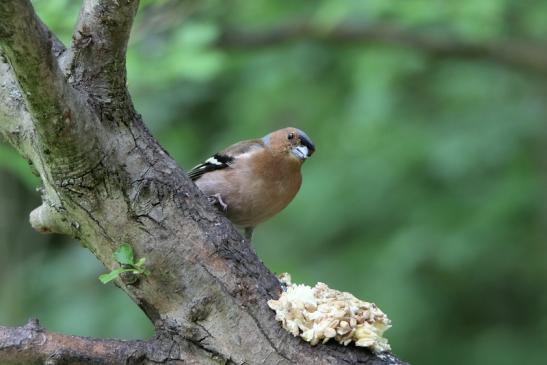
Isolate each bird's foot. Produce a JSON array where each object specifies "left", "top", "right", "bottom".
[{"left": 209, "top": 193, "right": 228, "bottom": 212}]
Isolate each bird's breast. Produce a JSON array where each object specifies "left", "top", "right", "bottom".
[{"left": 196, "top": 151, "right": 303, "bottom": 227}]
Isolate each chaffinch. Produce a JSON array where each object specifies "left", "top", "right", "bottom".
[{"left": 189, "top": 127, "right": 315, "bottom": 240}]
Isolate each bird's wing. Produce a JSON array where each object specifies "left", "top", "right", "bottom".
[{"left": 188, "top": 139, "right": 264, "bottom": 181}]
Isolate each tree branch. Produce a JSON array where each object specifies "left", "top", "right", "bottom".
[
  {"left": 0, "top": 319, "right": 144, "bottom": 365},
  {"left": 0, "top": 319, "right": 217, "bottom": 365},
  {"left": 0, "top": 0, "right": 69, "bottom": 137},
  {"left": 68, "top": 0, "right": 139, "bottom": 101},
  {"left": 0, "top": 59, "right": 34, "bottom": 155},
  {"left": 0, "top": 17, "right": 65, "bottom": 160},
  {"left": 0, "top": 0, "right": 102, "bottom": 177},
  {"left": 0, "top": 3, "right": 409, "bottom": 364},
  {"left": 218, "top": 23, "right": 547, "bottom": 75}
]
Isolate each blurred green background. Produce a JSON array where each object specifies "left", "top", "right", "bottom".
[{"left": 2, "top": 1, "right": 547, "bottom": 364}]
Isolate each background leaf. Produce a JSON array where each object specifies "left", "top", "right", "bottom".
[{"left": 1, "top": 1, "right": 546, "bottom": 363}]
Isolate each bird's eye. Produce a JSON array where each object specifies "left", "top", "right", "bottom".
[{"left": 287, "top": 132, "right": 295, "bottom": 140}]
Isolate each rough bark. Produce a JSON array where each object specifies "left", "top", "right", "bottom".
[
  {"left": 0, "top": 1, "right": 407, "bottom": 364},
  {"left": 0, "top": 319, "right": 214, "bottom": 365}
]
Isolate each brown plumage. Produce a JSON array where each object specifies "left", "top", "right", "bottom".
[{"left": 189, "top": 127, "right": 315, "bottom": 239}]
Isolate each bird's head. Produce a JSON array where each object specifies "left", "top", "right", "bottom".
[{"left": 263, "top": 127, "right": 316, "bottom": 162}]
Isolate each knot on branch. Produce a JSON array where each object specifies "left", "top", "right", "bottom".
[
  {"left": 189, "top": 296, "right": 214, "bottom": 322},
  {"left": 24, "top": 318, "right": 43, "bottom": 332},
  {"left": 30, "top": 203, "right": 76, "bottom": 236},
  {"left": 21, "top": 318, "right": 47, "bottom": 347}
]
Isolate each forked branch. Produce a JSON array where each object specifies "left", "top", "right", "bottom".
[{"left": 0, "top": 1, "right": 408, "bottom": 364}]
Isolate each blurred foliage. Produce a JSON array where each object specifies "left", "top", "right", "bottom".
[{"left": 1, "top": 0, "right": 547, "bottom": 364}]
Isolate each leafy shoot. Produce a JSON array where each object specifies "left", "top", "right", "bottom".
[{"left": 99, "top": 243, "right": 150, "bottom": 284}]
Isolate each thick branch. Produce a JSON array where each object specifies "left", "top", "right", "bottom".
[
  {"left": 68, "top": 0, "right": 139, "bottom": 100},
  {"left": 0, "top": 0, "right": 69, "bottom": 137},
  {"left": 0, "top": 3, "right": 408, "bottom": 364},
  {"left": 0, "top": 16, "right": 65, "bottom": 145},
  {"left": 218, "top": 23, "right": 547, "bottom": 75},
  {"left": 0, "top": 0, "right": 102, "bottom": 176}
]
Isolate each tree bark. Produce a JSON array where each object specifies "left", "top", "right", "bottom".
[{"left": 0, "top": 1, "right": 407, "bottom": 364}]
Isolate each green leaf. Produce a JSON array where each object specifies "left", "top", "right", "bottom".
[
  {"left": 99, "top": 243, "right": 149, "bottom": 283},
  {"left": 135, "top": 257, "right": 146, "bottom": 268},
  {"left": 113, "top": 243, "right": 134, "bottom": 265},
  {"left": 99, "top": 268, "right": 126, "bottom": 284}
]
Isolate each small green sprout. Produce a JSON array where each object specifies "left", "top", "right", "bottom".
[{"left": 99, "top": 243, "right": 150, "bottom": 284}]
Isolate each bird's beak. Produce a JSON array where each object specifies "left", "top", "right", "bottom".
[
  {"left": 292, "top": 146, "right": 310, "bottom": 160},
  {"left": 300, "top": 134, "right": 315, "bottom": 157}
]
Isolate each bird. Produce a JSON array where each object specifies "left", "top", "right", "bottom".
[{"left": 188, "top": 127, "right": 315, "bottom": 240}]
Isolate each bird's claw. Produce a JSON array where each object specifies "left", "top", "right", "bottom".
[{"left": 209, "top": 193, "right": 228, "bottom": 212}]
